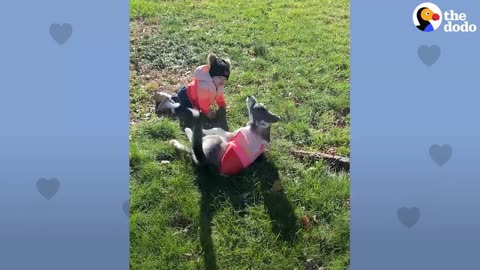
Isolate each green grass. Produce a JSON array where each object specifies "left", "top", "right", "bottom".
[{"left": 129, "top": 0, "right": 350, "bottom": 269}]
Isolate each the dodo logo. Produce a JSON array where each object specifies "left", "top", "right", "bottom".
[
  {"left": 413, "top": 3, "right": 442, "bottom": 32},
  {"left": 413, "top": 2, "right": 477, "bottom": 33}
]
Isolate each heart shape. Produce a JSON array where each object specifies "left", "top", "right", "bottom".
[
  {"left": 429, "top": 144, "right": 452, "bottom": 166},
  {"left": 36, "top": 177, "right": 60, "bottom": 200},
  {"left": 418, "top": 45, "right": 441, "bottom": 67},
  {"left": 397, "top": 207, "right": 420, "bottom": 228},
  {"left": 49, "top": 23, "right": 73, "bottom": 45}
]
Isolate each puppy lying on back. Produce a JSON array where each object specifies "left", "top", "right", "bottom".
[{"left": 170, "top": 95, "right": 280, "bottom": 176}]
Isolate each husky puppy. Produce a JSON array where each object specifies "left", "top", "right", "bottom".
[{"left": 169, "top": 95, "right": 280, "bottom": 176}]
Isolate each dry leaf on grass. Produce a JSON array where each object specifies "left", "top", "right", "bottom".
[{"left": 301, "top": 215, "right": 312, "bottom": 230}]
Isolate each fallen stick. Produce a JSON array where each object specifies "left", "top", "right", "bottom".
[{"left": 289, "top": 150, "right": 350, "bottom": 171}]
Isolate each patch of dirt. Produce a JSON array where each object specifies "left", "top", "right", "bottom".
[
  {"left": 171, "top": 215, "right": 193, "bottom": 236},
  {"left": 129, "top": 19, "right": 198, "bottom": 125},
  {"left": 130, "top": 19, "right": 194, "bottom": 94},
  {"left": 333, "top": 108, "right": 349, "bottom": 128},
  {"left": 172, "top": 216, "right": 190, "bottom": 228},
  {"left": 133, "top": 68, "right": 193, "bottom": 95},
  {"left": 130, "top": 18, "right": 160, "bottom": 40},
  {"left": 325, "top": 147, "right": 337, "bottom": 156}
]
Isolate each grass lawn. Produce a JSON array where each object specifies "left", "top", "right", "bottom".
[{"left": 129, "top": 0, "right": 350, "bottom": 269}]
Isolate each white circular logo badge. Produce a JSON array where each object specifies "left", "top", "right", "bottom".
[{"left": 413, "top": 3, "right": 442, "bottom": 32}]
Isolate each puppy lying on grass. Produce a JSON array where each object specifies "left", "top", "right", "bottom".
[{"left": 170, "top": 95, "right": 280, "bottom": 176}]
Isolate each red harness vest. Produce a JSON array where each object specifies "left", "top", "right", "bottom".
[{"left": 219, "top": 127, "right": 267, "bottom": 175}]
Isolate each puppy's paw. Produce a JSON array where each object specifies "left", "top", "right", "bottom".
[
  {"left": 187, "top": 108, "right": 200, "bottom": 118},
  {"left": 165, "top": 102, "right": 180, "bottom": 109},
  {"left": 168, "top": 139, "right": 179, "bottom": 146},
  {"left": 184, "top": 128, "right": 193, "bottom": 142}
]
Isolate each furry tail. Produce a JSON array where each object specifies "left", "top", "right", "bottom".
[{"left": 190, "top": 109, "right": 208, "bottom": 166}]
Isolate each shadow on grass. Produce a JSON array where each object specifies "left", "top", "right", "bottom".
[
  {"left": 193, "top": 154, "right": 298, "bottom": 270},
  {"left": 165, "top": 106, "right": 296, "bottom": 269}
]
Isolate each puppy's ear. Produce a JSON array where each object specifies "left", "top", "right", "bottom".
[
  {"left": 246, "top": 95, "right": 257, "bottom": 111},
  {"left": 248, "top": 95, "right": 258, "bottom": 105},
  {"left": 207, "top": 54, "right": 217, "bottom": 66},
  {"left": 223, "top": 58, "right": 232, "bottom": 69},
  {"left": 268, "top": 113, "right": 281, "bottom": 123}
]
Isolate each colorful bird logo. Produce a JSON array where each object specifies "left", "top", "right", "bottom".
[{"left": 415, "top": 5, "right": 441, "bottom": 32}]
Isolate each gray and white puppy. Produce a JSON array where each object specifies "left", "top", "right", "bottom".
[{"left": 169, "top": 95, "right": 280, "bottom": 175}]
